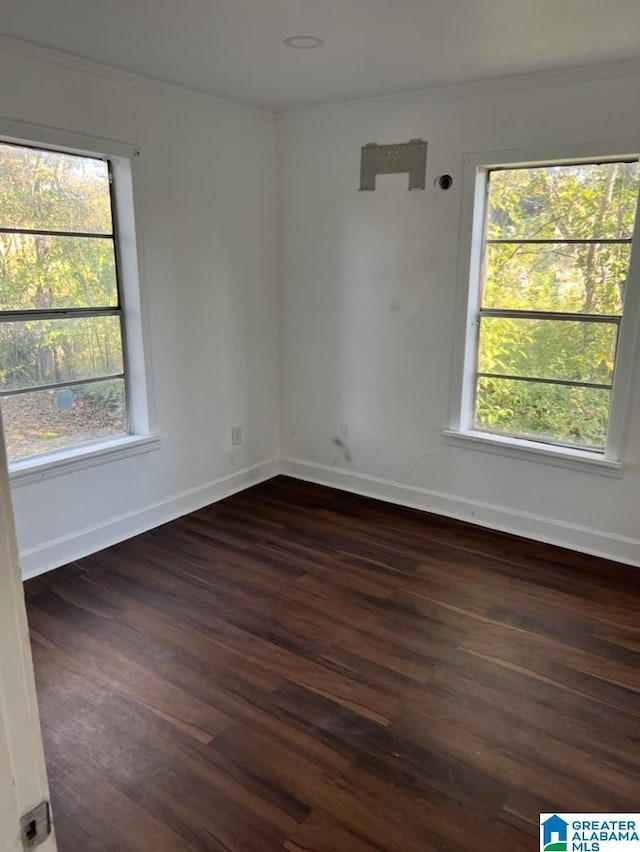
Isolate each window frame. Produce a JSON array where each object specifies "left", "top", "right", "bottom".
[
  {"left": 0, "top": 119, "right": 159, "bottom": 483},
  {"left": 446, "top": 142, "right": 640, "bottom": 476},
  {"left": 0, "top": 146, "right": 128, "bottom": 418}
]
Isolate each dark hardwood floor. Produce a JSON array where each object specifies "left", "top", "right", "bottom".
[{"left": 24, "top": 475, "right": 640, "bottom": 851}]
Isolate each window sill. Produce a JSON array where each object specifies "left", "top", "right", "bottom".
[
  {"left": 442, "top": 429, "right": 622, "bottom": 478},
  {"left": 9, "top": 434, "right": 162, "bottom": 488}
]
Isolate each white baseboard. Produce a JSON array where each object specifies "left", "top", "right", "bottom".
[
  {"left": 280, "top": 456, "right": 640, "bottom": 567},
  {"left": 20, "top": 458, "right": 279, "bottom": 580},
  {"left": 22, "top": 453, "right": 640, "bottom": 579}
]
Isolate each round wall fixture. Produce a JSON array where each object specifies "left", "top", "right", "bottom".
[{"left": 283, "top": 35, "right": 325, "bottom": 49}]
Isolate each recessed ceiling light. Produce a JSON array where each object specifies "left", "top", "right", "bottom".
[{"left": 283, "top": 35, "right": 325, "bottom": 49}]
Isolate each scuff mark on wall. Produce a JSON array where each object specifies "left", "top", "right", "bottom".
[
  {"left": 400, "top": 450, "right": 440, "bottom": 483},
  {"left": 332, "top": 437, "right": 352, "bottom": 463}
]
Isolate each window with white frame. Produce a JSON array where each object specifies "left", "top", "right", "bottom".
[
  {"left": 0, "top": 141, "right": 131, "bottom": 463},
  {"left": 457, "top": 156, "right": 640, "bottom": 456}
]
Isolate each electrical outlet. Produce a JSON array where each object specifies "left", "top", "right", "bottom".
[{"left": 231, "top": 426, "right": 242, "bottom": 446}]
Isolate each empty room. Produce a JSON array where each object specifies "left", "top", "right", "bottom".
[{"left": 0, "top": 2, "right": 639, "bottom": 850}]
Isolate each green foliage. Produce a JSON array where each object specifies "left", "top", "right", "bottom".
[
  {"left": 476, "top": 378, "right": 610, "bottom": 447},
  {"left": 76, "top": 379, "right": 126, "bottom": 414},
  {"left": 0, "top": 144, "right": 123, "bottom": 392},
  {"left": 0, "top": 143, "right": 126, "bottom": 459},
  {"left": 477, "top": 161, "right": 639, "bottom": 448}
]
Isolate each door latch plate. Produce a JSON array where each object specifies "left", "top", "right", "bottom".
[{"left": 20, "top": 801, "right": 51, "bottom": 849}]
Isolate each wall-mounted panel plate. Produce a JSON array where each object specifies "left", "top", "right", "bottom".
[{"left": 360, "top": 139, "right": 427, "bottom": 190}]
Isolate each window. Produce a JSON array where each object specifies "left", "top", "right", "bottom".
[
  {"left": 451, "top": 153, "right": 640, "bottom": 465},
  {"left": 0, "top": 142, "right": 128, "bottom": 463}
]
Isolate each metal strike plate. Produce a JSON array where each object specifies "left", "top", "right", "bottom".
[
  {"left": 20, "top": 801, "right": 51, "bottom": 849},
  {"left": 360, "top": 139, "right": 427, "bottom": 190}
]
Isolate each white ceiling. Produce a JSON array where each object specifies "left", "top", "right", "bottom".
[{"left": 1, "top": 0, "right": 640, "bottom": 110}]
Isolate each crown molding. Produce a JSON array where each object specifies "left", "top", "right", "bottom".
[
  {"left": 280, "top": 55, "right": 640, "bottom": 115},
  {"left": 1, "top": 34, "right": 639, "bottom": 120},
  {"left": 0, "top": 35, "right": 275, "bottom": 118}
]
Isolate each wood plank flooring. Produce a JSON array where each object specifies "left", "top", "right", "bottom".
[{"left": 24, "top": 475, "right": 640, "bottom": 851}]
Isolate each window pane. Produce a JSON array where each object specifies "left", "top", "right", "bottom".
[
  {"left": 0, "top": 315, "right": 123, "bottom": 392},
  {"left": 482, "top": 243, "right": 630, "bottom": 314},
  {"left": 474, "top": 377, "right": 610, "bottom": 448},
  {"left": 0, "top": 144, "right": 112, "bottom": 234},
  {"left": 0, "top": 234, "right": 117, "bottom": 310},
  {"left": 478, "top": 317, "right": 618, "bottom": 385},
  {"left": 1, "top": 379, "right": 126, "bottom": 462},
  {"left": 487, "top": 161, "right": 640, "bottom": 240}
]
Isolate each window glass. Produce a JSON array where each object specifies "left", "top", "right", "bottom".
[
  {"left": 477, "top": 318, "right": 617, "bottom": 385},
  {"left": 474, "top": 378, "right": 610, "bottom": 449},
  {"left": 0, "top": 143, "right": 127, "bottom": 462},
  {"left": 472, "top": 160, "right": 640, "bottom": 450},
  {"left": 1, "top": 379, "right": 126, "bottom": 461},
  {"left": 0, "top": 144, "right": 113, "bottom": 234},
  {"left": 487, "top": 162, "right": 639, "bottom": 241},
  {"left": 482, "top": 243, "right": 630, "bottom": 315},
  {"left": 0, "top": 316, "right": 123, "bottom": 392},
  {"left": 0, "top": 234, "right": 118, "bottom": 310}
]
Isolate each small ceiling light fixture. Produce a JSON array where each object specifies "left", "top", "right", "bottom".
[{"left": 283, "top": 35, "right": 325, "bottom": 49}]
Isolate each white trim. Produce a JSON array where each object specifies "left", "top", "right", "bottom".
[
  {"left": 110, "top": 153, "right": 156, "bottom": 436},
  {"left": 2, "top": 34, "right": 640, "bottom": 116},
  {"left": 19, "top": 457, "right": 279, "bottom": 579},
  {"left": 0, "top": 116, "right": 136, "bottom": 159},
  {"left": 461, "top": 142, "right": 640, "bottom": 170},
  {"left": 280, "top": 457, "right": 640, "bottom": 567},
  {"left": 0, "top": 36, "right": 274, "bottom": 118},
  {"left": 18, "top": 450, "right": 640, "bottom": 580},
  {"left": 607, "top": 184, "right": 640, "bottom": 460},
  {"left": 442, "top": 429, "right": 622, "bottom": 477},
  {"left": 0, "top": 120, "right": 157, "bottom": 463},
  {"left": 9, "top": 434, "right": 162, "bottom": 487},
  {"left": 448, "top": 163, "right": 487, "bottom": 432},
  {"left": 124, "top": 151, "right": 158, "bottom": 434},
  {"left": 282, "top": 57, "right": 640, "bottom": 116}
]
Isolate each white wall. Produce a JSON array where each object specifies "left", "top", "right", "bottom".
[
  {"left": 6, "top": 42, "right": 640, "bottom": 574},
  {"left": 0, "top": 43, "right": 279, "bottom": 577},
  {"left": 278, "top": 66, "right": 640, "bottom": 565}
]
